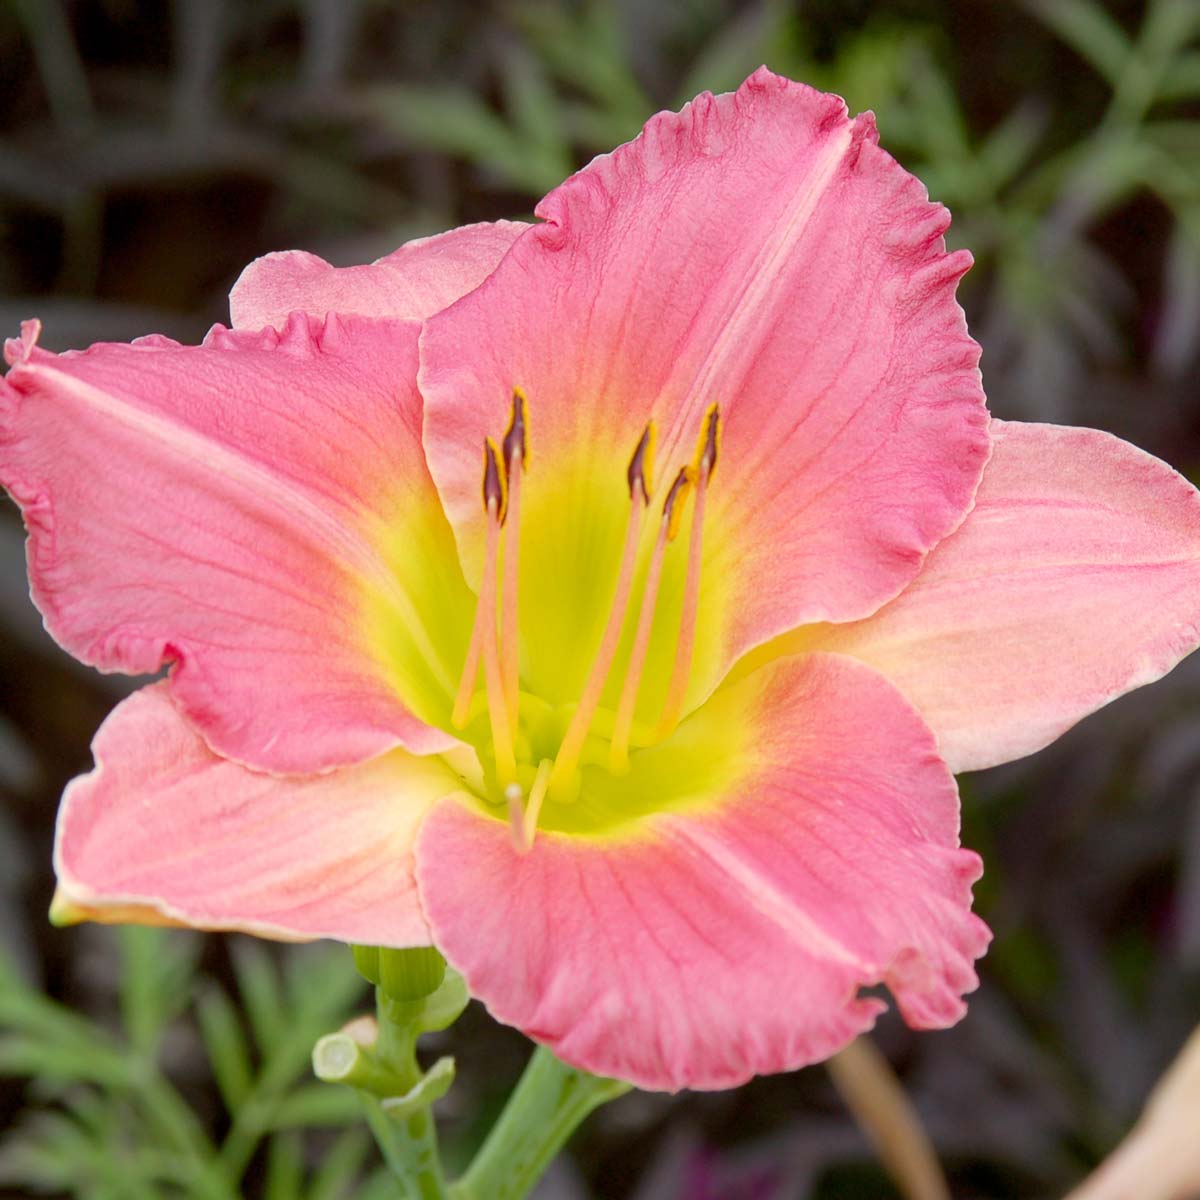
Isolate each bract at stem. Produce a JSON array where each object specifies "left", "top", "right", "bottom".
[
  {"left": 336, "top": 951, "right": 626, "bottom": 1200},
  {"left": 451, "top": 1046, "right": 631, "bottom": 1200}
]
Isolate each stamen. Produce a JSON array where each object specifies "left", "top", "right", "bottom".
[
  {"left": 655, "top": 405, "right": 719, "bottom": 740},
  {"left": 453, "top": 439, "right": 518, "bottom": 787},
  {"left": 609, "top": 467, "right": 693, "bottom": 772},
  {"left": 547, "top": 424, "right": 655, "bottom": 798},
  {"left": 452, "top": 437, "right": 509, "bottom": 729},
  {"left": 483, "top": 433, "right": 508, "bottom": 524},
  {"left": 502, "top": 386, "right": 529, "bottom": 473},
  {"left": 500, "top": 389, "right": 527, "bottom": 726},
  {"left": 508, "top": 757, "right": 552, "bottom": 853},
  {"left": 626, "top": 421, "right": 656, "bottom": 502},
  {"left": 450, "top": 616, "right": 483, "bottom": 729}
]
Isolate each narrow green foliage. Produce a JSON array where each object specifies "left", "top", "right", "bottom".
[
  {"left": 196, "top": 982, "right": 255, "bottom": 1110},
  {"left": 0, "top": 932, "right": 373, "bottom": 1200},
  {"left": 118, "top": 925, "right": 197, "bottom": 1057},
  {"left": 305, "top": 1129, "right": 373, "bottom": 1200}
]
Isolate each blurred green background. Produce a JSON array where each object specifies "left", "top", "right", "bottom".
[{"left": 2, "top": 1, "right": 1200, "bottom": 1197}]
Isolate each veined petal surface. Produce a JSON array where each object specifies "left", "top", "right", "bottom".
[
  {"left": 0, "top": 315, "right": 473, "bottom": 774},
  {"left": 55, "top": 684, "right": 459, "bottom": 945},
  {"left": 230, "top": 220, "right": 527, "bottom": 331},
  {"left": 811, "top": 420, "right": 1200, "bottom": 772},
  {"left": 420, "top": 68, "right": 988, "bottom": 714},
  {"left": 416, "top": 652, "right": 989, "bottom": 1091}
]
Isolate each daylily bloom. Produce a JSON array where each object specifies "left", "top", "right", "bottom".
[{"left": 3, "top": 70, "right": 1199, "bottom": 1092}]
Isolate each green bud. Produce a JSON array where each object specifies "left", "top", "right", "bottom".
[
  {"left": 417, "top": 967, "right": 470, "bottom": 1032},
  {"left": 379, "top": 946, "right": 446, "bottom": 1001},
  {"left": 352, "top": 944, "right": 381, "bottom": 984}
]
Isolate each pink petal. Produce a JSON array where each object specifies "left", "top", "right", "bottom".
[
  {"left": 416, "top": 652, "right": 989, "bottom": 1091},
  {"left": 420, "top": 69, "right": 988, "bottom": 709},
  {"left": 1, "top": 314, "right": 470, "bottom": 774},
  {"left": 812, "top": 420, "right": 1200, "bottom": 773},
  {"left": 55, "top": 684, "right": 459, "bottom": 944},
  {"left": 230, "top": 221, "right": 527, "bottom": 331}
]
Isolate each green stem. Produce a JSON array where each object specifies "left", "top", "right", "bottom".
[
  {"left": 452, "top": 1046, "right": 630, "bottom": 1200},
  {"left": 365, "top": 990, "right": 448, "bottom": 1200},
  {"left": 363, "top": 1095, "right": 447, "bottom": 1200},
  {"left": 132, "top": 1063, "right": 229, "bottom": 1200}
]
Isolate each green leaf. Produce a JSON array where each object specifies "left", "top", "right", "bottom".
[
  {"left": 370, "top": 83, "right": 563, "bottom": 196},
  {"left": 265, "top": 1132, "right": 305, "bottom": 1200},
  {"left": 516, "top": 0, "right": 649, "bottom": 124},
  {"left": 1026, "top": 0, "right": 1131, "bottom": 84},
  {"left": 906, "top": 49, "right": 971, "bottom": 163},
  {"left": 306, "top": 1128, "right": 372, "bottom": 1200},
  {"left": 196, "top": 983, "right": 254, "bottom": 1111},
  {"left": 232, "top": 939, "right": 286, "bottom": 1057},
  {"left": 272, "top": 1083, "right": 365, "bottom": 1130},
  {"left": 118, "top": 926, "right": 197, "bottom": 1057},
  {"left": 0, "top": 1034, "right": 132, "bottom": 1089},
  {"left": 1159, "top": 50, "right": 1200, "bottom": 100},
  {"left": 356, "top": 1166, "right": 402, "bottom": 1200},
  {"left": 676, "top": 0, "right": 792, "bottom": 102},
  {"left": 977, "top": 103, "right": 1047, "bottom": 192},
  {"left": 498, "top": 44, "right": 574, "bottom": 184}
]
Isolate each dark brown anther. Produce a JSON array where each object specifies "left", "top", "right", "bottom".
[
  {"left": 503, "top": 387, "right": 529, "bottom": 475},
  {"left": 626, "top": 421, "right": 657, "bottom": 504},
  {"left": 699, "top": 404, "right": 720, "bottom": 477},
  {"left": 482, "top": 437, "right": 508, "bottom": 522}
]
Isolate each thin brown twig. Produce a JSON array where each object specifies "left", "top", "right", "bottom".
[{"left": 826, "top": 1036, "right": 951, "bottom": 1200}]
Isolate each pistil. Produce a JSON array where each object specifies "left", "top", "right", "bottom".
[
  {"left": 655, "top": 405, "right": 719, "bottom": 740},
  {"left": 608, "top": 466, "right": 693, "bottom": 773},
  {"left": 508, "top": 757, "right": 552, "bottom": 853},
  {"left": 547, "top": 423, "right": 655, "bottom": 799}
]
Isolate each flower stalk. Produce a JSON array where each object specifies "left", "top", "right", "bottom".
[
  {"left": 319, "top": 948, "right": 629, "bottom": 1200},
  {"left": 451, "top": 1046, "right": 631, "bottom": 1200}
]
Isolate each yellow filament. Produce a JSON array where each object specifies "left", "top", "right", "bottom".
[
  {"left": 450, "top": 613, "right": 484, "bottom": 730},
  {"left": 654, "top": 460, "right": 709, "bottom": 740},
  {"left": 547, "top": 490, "right": 647, "bottom": 798},
  {"left": 500, "top": 447, "right": 522, "bottom": 726},
  {"left": 608, "top": 515, "right": 670, "bottom": 772},
  {"left": 480, "top": 501, "right": 517, "bottom": 786}
]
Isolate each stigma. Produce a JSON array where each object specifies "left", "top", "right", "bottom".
[{"left": 453, "top": 394, "right": 720, "bottom": 851}]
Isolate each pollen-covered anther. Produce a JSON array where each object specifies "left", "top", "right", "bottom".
[
  {"left": 663, "top": 465, "right": 695, "bottom": 542},
  {"left": 695, "top": 402, "right": 720, "bottom": 479}
]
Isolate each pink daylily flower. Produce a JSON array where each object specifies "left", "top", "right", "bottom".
[{"left": 3, "top": 70, "right": 1199, "bottom": 1092}]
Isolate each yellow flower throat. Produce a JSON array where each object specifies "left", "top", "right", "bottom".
[{"left": 451, "top": 392, "right": 722, "bottom": 851}]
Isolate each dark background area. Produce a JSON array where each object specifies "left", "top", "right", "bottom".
[{"left": 2, "top": 1, "right": 1199, "bottom": 1197}]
